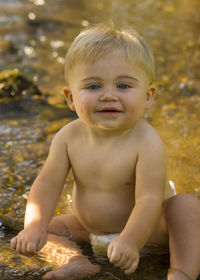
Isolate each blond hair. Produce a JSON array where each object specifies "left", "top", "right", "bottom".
[{"left": 65, "top": 23, "right": 155, "bottom": 83}]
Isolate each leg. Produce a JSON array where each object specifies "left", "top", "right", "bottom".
[
  {"left": 164, "top": 194, "right": 200, "bottom": 280},
  {"left": 149, "top": 194, "right": 200, "bottom": 280},
  {"left": 47, "top": 214, "right": 90, "bottom": 243},
  {"left": 40, "top": 214, "right": 100, "bottom": 280}
]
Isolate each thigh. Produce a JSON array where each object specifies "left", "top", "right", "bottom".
[
  {"left": 148, "top": 194, "right": 200, "bottom": 247},
  {"left": 47, "top": 214, "right": 90, "bottom": 243}
]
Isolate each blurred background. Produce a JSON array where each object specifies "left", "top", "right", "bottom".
[{"left": 0, "top": 0, "right": 200, "bottom": 279}]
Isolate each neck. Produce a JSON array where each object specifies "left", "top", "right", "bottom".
[{"left": 85, "top": 123, "right": 135, "bottom": 142}]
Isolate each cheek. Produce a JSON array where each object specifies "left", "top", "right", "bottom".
[
  {"left": 83, "top": 94, "right": 96, "bottom": 106},
  {"left": 76, "top": 95, "right": 95, "bottom": 115},
  {"left": 123, "top": 94, "right": 146, "bottom": 113},
  {"left": 123, "top": 95, "right": 137, "bottom": 108}
]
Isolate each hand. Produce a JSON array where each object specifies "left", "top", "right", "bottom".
[
  {"left": 11, "top": 226, "right": 47, "bottom": 256},
  {"left": 107, "top": 236, "right": 139, "bottom": 274}
]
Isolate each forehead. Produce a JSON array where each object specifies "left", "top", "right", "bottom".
[{"left": 68, "top": 51, "right": 148, "bottom": 83}]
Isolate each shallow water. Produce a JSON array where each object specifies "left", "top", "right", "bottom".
[{"left": 0, "top": 0, "right": 200, "bottom": 279}]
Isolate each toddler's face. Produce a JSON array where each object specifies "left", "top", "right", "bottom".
[{"left": 65, "top": 51, "right": 155, "bottom": 132}]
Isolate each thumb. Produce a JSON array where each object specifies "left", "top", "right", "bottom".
[
  {"left": 11, "top": 236, "right": 17, "bottom": 250},
  {"left": 107, "top": 243, "right": 113, "bottom": 259}
]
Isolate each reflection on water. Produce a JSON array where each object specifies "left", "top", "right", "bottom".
[{"left": 0, "top": 0, "right": 200, "bottom": 279}]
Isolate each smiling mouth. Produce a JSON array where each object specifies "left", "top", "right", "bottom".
[
  {"left": 97, "top": 108, "right": 122, "bottom": 113},
  {"left": 97, "top": 110, "right": 122, "bottom": 115}
]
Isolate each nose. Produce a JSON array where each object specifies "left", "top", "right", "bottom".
[{"left": 99, "top": 89, "right": 118, "bottom": 102}]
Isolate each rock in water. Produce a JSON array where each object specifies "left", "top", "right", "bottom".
[{"left": 0, "top": 69, "right": 41, "bottom": 98}]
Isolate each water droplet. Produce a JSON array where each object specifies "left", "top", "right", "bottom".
[
  {"left": 57, "top": 57, "right": 65, "bottom": 64},
  {"left": 81, "top": 20, "right": 89, "bottom": 27},
  {"left": 28, "top": 12, "right": 36, "bottom": 20},
  {"left": 39, "top": 35, "right": 46, "bottom": 42},
  {"left": 33, "top": 75, "right": 38, "bottom": 82},
  {"left": 5, "top": 141, "right": 13, "bottom": 147},
  {"left": 50, "top": 40, "right": 64, "bottom": 49},
  {"left": 34, "top": 0, "right": 45, "bottom": 5},
  {"left": 22, "top": 90, "right": 27, "bottom": 96},
  {"left": 24, "top": 46, "right": 34, "bottom": 56},
  {"left": 179, "top": 82, "right": 185, "bottom": 89}
]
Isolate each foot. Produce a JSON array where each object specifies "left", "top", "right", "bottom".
[{"left": 42, "top": 256, "right": 100, "bottom": 280}]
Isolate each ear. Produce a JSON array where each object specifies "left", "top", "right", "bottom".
[
  {"left": 145, "top": 84, "right": 156, "bottom": 109},
  {"left": 63, "top": 86, "right": 76, "bottom": 111}
]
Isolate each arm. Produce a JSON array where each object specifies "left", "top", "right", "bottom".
[
  {"left": 25, "top": 131, "right": 70, "bottom": 229},
  {"left": 11, "top": 128, "right": 71, "bottom": 254},
  {"left": 108, "top": 134, "right": 167, "bottom": 273}
]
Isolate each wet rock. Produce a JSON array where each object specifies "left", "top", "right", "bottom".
[
  {"left": 0, "top": 69, "right": 41, "bottom": 98},
  {"left": 27, "top": 18, "right": 62, "bottom": 32},
  {"left": 0, "top": 94, "right": 76, "bottom": 120},
  {"left": 0, "top": 263, "right": 52, "bottom": 280},
  {"left": 0, "top": 69, "right": 76, "bottom": 120},
  {"left": 0, "top": 39, "right": 17, "bottom": 54},
  {"left": 0, "top": 94, "right": 48, "bottom": 119},
  {"left": 0, "top": 214, "right": 23, "bottom": 232}
]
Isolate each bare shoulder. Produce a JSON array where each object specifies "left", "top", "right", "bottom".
[
  {"left": 53, "top": 119, "right": 83, "bottom": 143},
  {"left": 134, "top": 119, "right": 166, "bottom": 155},
  {"left": 35, "top": 121, "right": 84, "bottom": 184}
]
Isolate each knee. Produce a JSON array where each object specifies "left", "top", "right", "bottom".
[
  {"left": 164, "top": 194, "right": 200, "bottom": 221},
  {"left": 48, "top": 216, "right": 69, "bottom": 235}
]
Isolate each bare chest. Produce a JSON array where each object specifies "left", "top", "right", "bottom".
[{"left": 68, "top": 141, "right": 137, "bottom": 191}]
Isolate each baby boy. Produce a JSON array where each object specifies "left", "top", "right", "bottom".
[{"left": 11, "top": 24, "right": 200, "bottom": 280}]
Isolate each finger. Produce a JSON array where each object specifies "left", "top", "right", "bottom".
[
  {"left": 117, "top": 254, "right": 128, "bottom": 268},
  {"left": 16, "top": 238, "right": 22, "bottom": 253},
  {"left": 11, "top": 236, "right": 17, "bottom": 250},
  {"left": 27, "top": 241, "right": 38, "bottom": 254},
  {"left": 122, "top": 257, "right": 133, "bottom": 270},
  {"left": 107, "top": 243, "right": 113, "bottom": 259},
  {"left": 21, "top": 238, "right": 28, "bottom": 254},
  {"left": 109, "top": 247, "right": 121, "bottom": 264},
  {"left": 125, "top": 258, "right": 139, "bottom": 275}
]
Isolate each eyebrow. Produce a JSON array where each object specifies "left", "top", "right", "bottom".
[
  {"left": 80, "top": 75, "right": 139, "bottom": 82},
  {"left": 80, "top": 77, "right": 101, "bottom": 82},
  {"left": 116, "top": 75, "right": 139, "bottom": 82}
]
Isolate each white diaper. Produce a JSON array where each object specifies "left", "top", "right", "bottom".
[
  {"left": 90, "top": 233, "right": 119, "bottom": 255},
  {"left": 169, "top": 180, "right": 176, "bottom": 195}
]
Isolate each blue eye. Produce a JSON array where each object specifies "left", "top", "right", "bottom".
[
  {"left": 117, "top": 83, "right": 130, "bottom": 89},
  {"left": 87, "top": 84, "right": 101, "bottom": 90}
]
